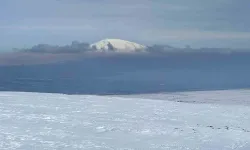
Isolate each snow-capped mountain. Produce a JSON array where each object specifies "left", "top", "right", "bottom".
[{"left": 90, "top": 39, "right": 147, "bottom": 53}]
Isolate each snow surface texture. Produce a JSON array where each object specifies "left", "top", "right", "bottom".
[
  {"left": 1, "top": 90, "right": 250, "bottom": 150},
  {"left": 90, "top": 39, "right": 146, "bottom": 52}
]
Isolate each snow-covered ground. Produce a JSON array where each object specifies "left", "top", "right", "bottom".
[
  {"left": 1, "top": 90, "right": 250, "bottom": 150},
  {"left": 118, "top": 89, "right": 250, "bottom": 105}
]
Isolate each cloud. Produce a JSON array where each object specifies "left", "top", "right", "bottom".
[
  {"left": 0, "top": 25, "right": 96, "bottom": 31},
  {"left": 144, "top": 29, "right": 250, "bottom": 40},
  {"left": 1, "top": 0, "right": 250, "bottom": 49}
]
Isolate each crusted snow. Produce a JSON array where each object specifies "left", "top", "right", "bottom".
[
  {"left": 90, "top": 39, "right": 146, "bottom": 52},
  {"left": 1, "top": 90, "right": 250, "bottom": 150}
]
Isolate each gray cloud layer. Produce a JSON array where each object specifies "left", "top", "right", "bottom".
[{"left": 1, "top": 0, "right": 250, "bottom": 50}]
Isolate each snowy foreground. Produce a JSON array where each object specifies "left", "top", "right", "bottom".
[{"left": 1, "top": 90, "right": 250, "bottom": 150}]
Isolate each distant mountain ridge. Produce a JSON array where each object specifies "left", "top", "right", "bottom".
[{"left": 13, "top": 38, "right": 250, "bottom": 54}]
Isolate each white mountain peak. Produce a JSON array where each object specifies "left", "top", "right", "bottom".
[{"left": 90, "top": 39, "right": 146, "bottom": 53}]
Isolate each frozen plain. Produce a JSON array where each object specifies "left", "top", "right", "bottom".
[{"left": 1, "top": 90, "right": 250, "bottom": 150}]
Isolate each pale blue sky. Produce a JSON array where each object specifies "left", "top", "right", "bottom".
[{"left": 1, "top": 0, "right": 250, "bottom": 50}]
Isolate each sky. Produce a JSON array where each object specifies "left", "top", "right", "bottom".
[{"left": 1, "top": 0, "right": 250, "bottom": 50}]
